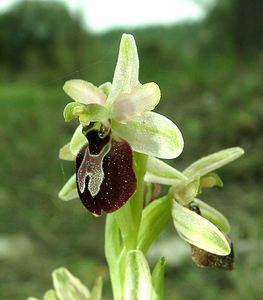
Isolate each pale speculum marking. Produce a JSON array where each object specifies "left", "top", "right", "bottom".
[{"left": 77, "top": 142, "right": 111, "bottom": 197}]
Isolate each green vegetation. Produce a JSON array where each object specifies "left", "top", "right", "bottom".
[{"left": 0, "top": 1, "right": 262, "bottom": 299}]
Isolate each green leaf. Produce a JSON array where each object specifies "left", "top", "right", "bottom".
[
  {"left": 112, "top": 112, "right": 184, "bottom": 159},
  {"left": 194, "top": 198, "right": 230, "bottom": 233},
  {"left": 151, "top": 257, "right": 166, "bottom": 300},
  {"left": 52, "top": 267, "right": 90, "bottom": 300},
  {"left": 145, "top": 157, "right": 187, "bottom": 185},
  {"left": 172, "top": 201, "right": 230, "bottom": 255},
  {"left": 70, "top": 124, "right": 87, "bottom": 156},
  {"left": 43, "top": 290, "right": 59, "bottom": 300},
  {"left": 90, "top": 277, "right": 103, "bottom": 300},
  {"left": 59, "top": 143, "right": 75, "bottom": 161},
  {"left": 124, "top": 250, "right": 152, "bottom": 300},
  {"left": 108, "top": 33, "right": 139, "bottom": 104},
  {"left": 183, "top": 147, "right": 244, "bottom": 181},
  {"left": 137, "top": 196, "right": 172, "bottom": 253},
  {"left": 58, "top": 174, "right": 78, "bottom": 201}
]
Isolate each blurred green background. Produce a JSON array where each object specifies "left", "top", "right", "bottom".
[{"left": 0, "top": 0, "right": 262, "bottom": 299}]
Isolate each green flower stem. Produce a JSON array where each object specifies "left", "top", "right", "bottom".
[
  {"left": 105, "top": 152, "right": 147, "bottom": 299},
  {"left": 114, "top": 152, "right": 147, "bottom": 249}
]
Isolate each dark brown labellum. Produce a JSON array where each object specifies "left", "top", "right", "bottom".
[
  {"left": 76, "top": 130, "right": 136, "bottom": 215},
  {"left": 191, "top": 242, "right": 234, "bottom": 271}
]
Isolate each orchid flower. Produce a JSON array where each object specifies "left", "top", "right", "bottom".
[
  {"left": 144, "top": 147, "right": 244, "bottom": 269},
  {"left": 58, "top": 34, "right": 184, "bottom": 216}
]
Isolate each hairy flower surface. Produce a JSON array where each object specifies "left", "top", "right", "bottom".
[{"left": 59, "top": 34, "right": 184, "bottom": 215}]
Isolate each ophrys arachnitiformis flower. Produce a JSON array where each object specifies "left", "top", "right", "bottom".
[{"left": 59, "top": 34, "right": 184, "bottom": 215}]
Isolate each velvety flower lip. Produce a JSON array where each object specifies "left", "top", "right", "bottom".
[
  {"left": 191, "top": 243, "right": 234, "bottom": 271},
  {"left": 76, "top": 132, "right": 136, "bottom": 216}
]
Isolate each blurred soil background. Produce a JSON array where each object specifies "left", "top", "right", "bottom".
[{"left": 0, "top": 0, "right": 262, "bottom": 299}]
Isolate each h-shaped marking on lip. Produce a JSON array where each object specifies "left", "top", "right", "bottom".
[{"left": 77, "top": 142, "right": 111, "bottom": 197}]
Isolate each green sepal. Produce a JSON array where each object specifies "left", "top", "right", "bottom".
[
  {"left": 183, "top": 147, "right": 244, "bottom": 181},
  {"left": 108, "top": 34, "right": 139, "bottom": 104},
  {"left": 124, "top": 250, "right": 152, "bottom": 300},
  {"left": 145, "top": 157, "right": 187, "bottom": 185},
  {"left": 151, "top": 257, "right": 166, "bottom": 300},
  {"left": 70, "top": 124, "right": 87, "bottom": 156},
  {"left": 52, "top": 267, "right": 91, "bottom": 300},
  {"left": 137, "top": 195, "right": 172, "bottom": 253},
  {"left": 58, "top": 174, "right": 78, "bottom": 201},
  {"left": 112, "top": 112, "right": 184, "bottom": 159},
  {"left": 194, "top": 198, "right": 230, "bottom": 234},
  {"left": 90, "top": 277, "right": 103, "bottom": 300},
  {"left": 43, "top": 290, "right": 59, "bottom": 300},
  {"left": 172, "top": 200, "right": 230, "bottom": 255},
  {"left": 59, "top": 143, "right": 75, "bottom": 161},
  {"left": 172, "top": 178, "right": 200, "bottom": 205}
]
